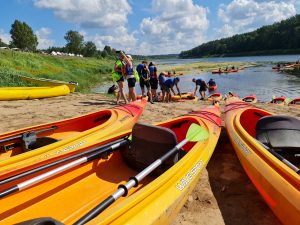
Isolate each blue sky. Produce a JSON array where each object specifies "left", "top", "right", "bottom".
[{"left": 0, "top": 0, "right": 299, "bottom": 55}]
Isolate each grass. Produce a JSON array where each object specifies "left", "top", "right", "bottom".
[{"left": 0, "top": 49, "right": 114, "bottom": 92}]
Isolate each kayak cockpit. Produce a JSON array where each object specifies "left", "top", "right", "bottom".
[
  {"left": 239, "top": 109, "right": 300, "bottom": 167},
  {"left": 0, "top": 111, "right": 112, "bottom": 160}
]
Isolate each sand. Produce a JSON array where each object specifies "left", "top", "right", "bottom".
[{"left": 0, "top": 93, "right": 299, "bottom": 224}]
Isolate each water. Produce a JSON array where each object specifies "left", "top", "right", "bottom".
[{"left": 93, "top": 55, "right": 300, "bottom": 102}]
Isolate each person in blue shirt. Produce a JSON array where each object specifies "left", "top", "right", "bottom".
[
  {"left": 164, "top": 77, "right": 181, "bottom": 102},
  {"left": 208, "top": 78, "right": 216, "bottom": 86},
  {"left": 193, "top": 78, "right": 208, "bottom": 100},
  {"left": 137, "top": 61, "right": 153, "bottom": 103},
  {"left": 149, "top": 62, "right": 158, "bottom": 101}
]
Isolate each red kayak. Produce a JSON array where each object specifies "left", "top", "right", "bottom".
[
  {"left": 242, "top": 95, "right": 257, "bottom": 103},
  {"left": 288, "top": 97, "right": 300, "bottom": 107},
  {"left": 269, "top": 96, "right": 286, "bottom": 105}
]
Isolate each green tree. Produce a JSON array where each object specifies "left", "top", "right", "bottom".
[
  {"left": 0, "top": 38, "right": 7, "bottom": 47},
  {"left": 10, "top": 20, "right": 38, "bottom": 51},
  {"left": 64, "top": 30, "right": 84, "bottom": 54},
  {"left": 101, "top": 50, "right": 108, "bottom": 58},
  {"left": 83, "top": 41, "right": 97, "bottom": 57}
]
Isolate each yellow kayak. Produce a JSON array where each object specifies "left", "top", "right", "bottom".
[
  {"left": 225, "top": 97, "right": 300, "bottom": 225},
  {"left": 0, "top": 104, "right": 221, "bottom": 225},
  {"left": 0, "top": 85, "right": 71, "bottom": 100},
  {"left": 17, "top": 75, "right": 77, "bottom": 92}
]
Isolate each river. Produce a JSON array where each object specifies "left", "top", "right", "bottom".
[{"left": 94, "top": 55, "right": 300, "bottom": 102}]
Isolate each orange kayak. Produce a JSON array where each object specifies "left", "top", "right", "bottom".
[
  {"left": 0, "top": 104, "right": 221, "bottom": 225},
  {"left": 208, "top": 85, "right": 218, "bottom": 91},
  {"left": 242, "top": 95, "right": 257, "bottom": 103},
  {"left": 225, "top": 97, "right": 300, "bottom": 225},
  {"left": 0, "top": 99, "right": 147, "bottom": 179},
  {"left": 288, "top": 97, "right": 300, "bottom": 107},
  {"left": 208, "top": 92, "right": 222, "bottom": 101},
  {"left": 269, "top": 96, "right": 286, "bottom": 105}
]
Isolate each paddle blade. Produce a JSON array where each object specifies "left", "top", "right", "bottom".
[{"left": 186, "top": 123, "right": 209, "bottom": 142}]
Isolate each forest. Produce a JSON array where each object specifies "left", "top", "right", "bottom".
[{"left": 179, "top": 14, "right": 300, "bottom": 58}]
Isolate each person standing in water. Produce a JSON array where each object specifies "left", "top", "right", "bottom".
[
  {"left": 192, "top": 78, "right": 209, "bottom": 100},
  {"left": 120, "top": 51, "right": 136, "bottom": 102}
]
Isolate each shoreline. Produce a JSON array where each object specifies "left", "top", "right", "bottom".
[{"left": 0, "top": 93, "right": 299, "bottom": 224}]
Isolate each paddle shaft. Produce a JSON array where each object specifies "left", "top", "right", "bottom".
[
  {"left": 0, "top": 138, "right": 127, "bottom": 186},
  {"left": 259, "top": 141, "right": 300, "bottom": 174},
  {"left": 0, "top": 139, "right": 129, "bottom": 199},
  {"left": 0, "top": 126, "right": 58, "bottom": 144},
  {"left": 74, "top": 138, "right": 189, "bottom": 225}
]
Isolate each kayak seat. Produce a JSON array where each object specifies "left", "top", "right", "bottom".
[
  {"left": 15, "top": 217, "right": 63, "bottom": 225},
  {"left": 121, "top": 123, "right": 185, "bottom": 175},
  {"left": 256, "top": 115, "right": 300, "bottom": 154}
]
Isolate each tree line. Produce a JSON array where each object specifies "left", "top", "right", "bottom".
[
  {"left": 0, "top": 20, "right": 116, "bottom": 58},
  {"left": 179, "top": 14, "right": 300, "bottom": 58}
]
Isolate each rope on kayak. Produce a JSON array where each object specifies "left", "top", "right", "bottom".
[
  {"left": 114, "top": 103, "right": 141, "bottom": 117},
  {"left": 188, "top": 111, "right": 221, "bottom": 127},
  {"left": 224, "top": 102, "right": 253, "bottom": 113}
]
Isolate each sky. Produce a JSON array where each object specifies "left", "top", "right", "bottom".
[{"left": 0, "top": 0, "right": 299, "bottom": 55}]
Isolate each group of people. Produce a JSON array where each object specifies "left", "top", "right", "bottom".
[
  {"left": 111, "top": 52, "right": 182, "bottom": 104},
  {"left": 111, "top": 51, "right": 217, "bottom": 104}
]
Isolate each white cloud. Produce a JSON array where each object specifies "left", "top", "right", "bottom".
[
  {"left": 138, "top": 0, "right": 209, "bottom": 55},
  {"left": 34, "top": 0, "right": 131, "bottom": 29},
  {"left": 34, "top": 0, "right": 137, "bottom": 53},
  {"left": 217, "top": 0, "right": 297, "bottom": 37},
  {"left": 35, "top": 27, "right": 55, "bottom": 49},
  {"left": 0, "top": 29, "right": 11, "bottom": 44}
]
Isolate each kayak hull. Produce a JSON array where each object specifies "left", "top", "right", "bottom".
[
  {"left": 18, "top": 75, "right": 77, "bottom": 92},
  {"left": 0, "top": 85, "right": 70, "bottom": 100},
  {"left": 1, "top": 105, "right": 221, "bottom": 225},
  {"left": 171, "top": 92, "right": 198, "bottom": 102},
  {"left": 225, "top": 97, "right": 300, "bottom": 225},
  {"left": 0, "top": 99, "right": 146, "bottom": 178}
]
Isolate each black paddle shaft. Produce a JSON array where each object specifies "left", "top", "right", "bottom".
[{"left": 0, "top": 138, "right": 129, "bottom": 186}]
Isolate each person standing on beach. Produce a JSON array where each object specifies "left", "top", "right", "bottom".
[
  {"left": 137, "top": 61, "right": 153, "bottom": 103},
  {"left": 193, "top": 78, "right": 209, "bottom": 100},
  {"left": 120, "top": 51, "right": 136, "bottom": 102},
  {"left": 149, "top": 62, "right": 158, "bottom": 101},
  {"left": 112, "top": 52, "right": 128, "bottom": 105},
  {"left": 164, "top": 77, "right": 181, "bottom": 102}
]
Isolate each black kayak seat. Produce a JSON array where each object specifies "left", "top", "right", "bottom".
[
  {"left": 15, "top": 217, "right": 63, "bottom": 225},
  {"left": 121, "top": 123, "right": 185, "bottom": 175},
  {"left": 256, "top": 115, "right": 300, "bottom": 151}
]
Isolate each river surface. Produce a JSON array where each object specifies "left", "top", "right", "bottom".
[{"left": 94, "top": 55, "right": 300, "bottom": 102}]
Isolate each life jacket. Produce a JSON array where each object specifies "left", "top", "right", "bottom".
[
  {"left": 164, "top": 78, "right": 175, "bottom": 88},
  {"left": 125, "top": 62, "right": 140, "bottom": 82},
  {"left": 158, "top": 73, "right": 165, "bottom": 85},
  {"left": 111, "top": 59, "right": 123, "bottom": 82},
  {"left": 149, "top": 65, "right": 157, "bottom": 79}
]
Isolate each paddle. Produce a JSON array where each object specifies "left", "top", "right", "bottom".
[
  {"left": 0, "top": 137, "right": 130, "bottom": 198},
  {"left": 258, "top": 141, "right": 300, "bottom": 174},
  {"left": 74, "top": 123, "right": 209, "bottom": 225},
  {"left": 0, "top": 137, "right": 130, "bottom": 186}
]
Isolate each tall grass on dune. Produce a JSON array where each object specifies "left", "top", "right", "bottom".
[{"left": 0, "top": 49, "right": 114, "bottom": 92}]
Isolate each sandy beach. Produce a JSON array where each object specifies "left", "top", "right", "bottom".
[{"left": 1, "top": 93, "right": 299, "bottom": 224}]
